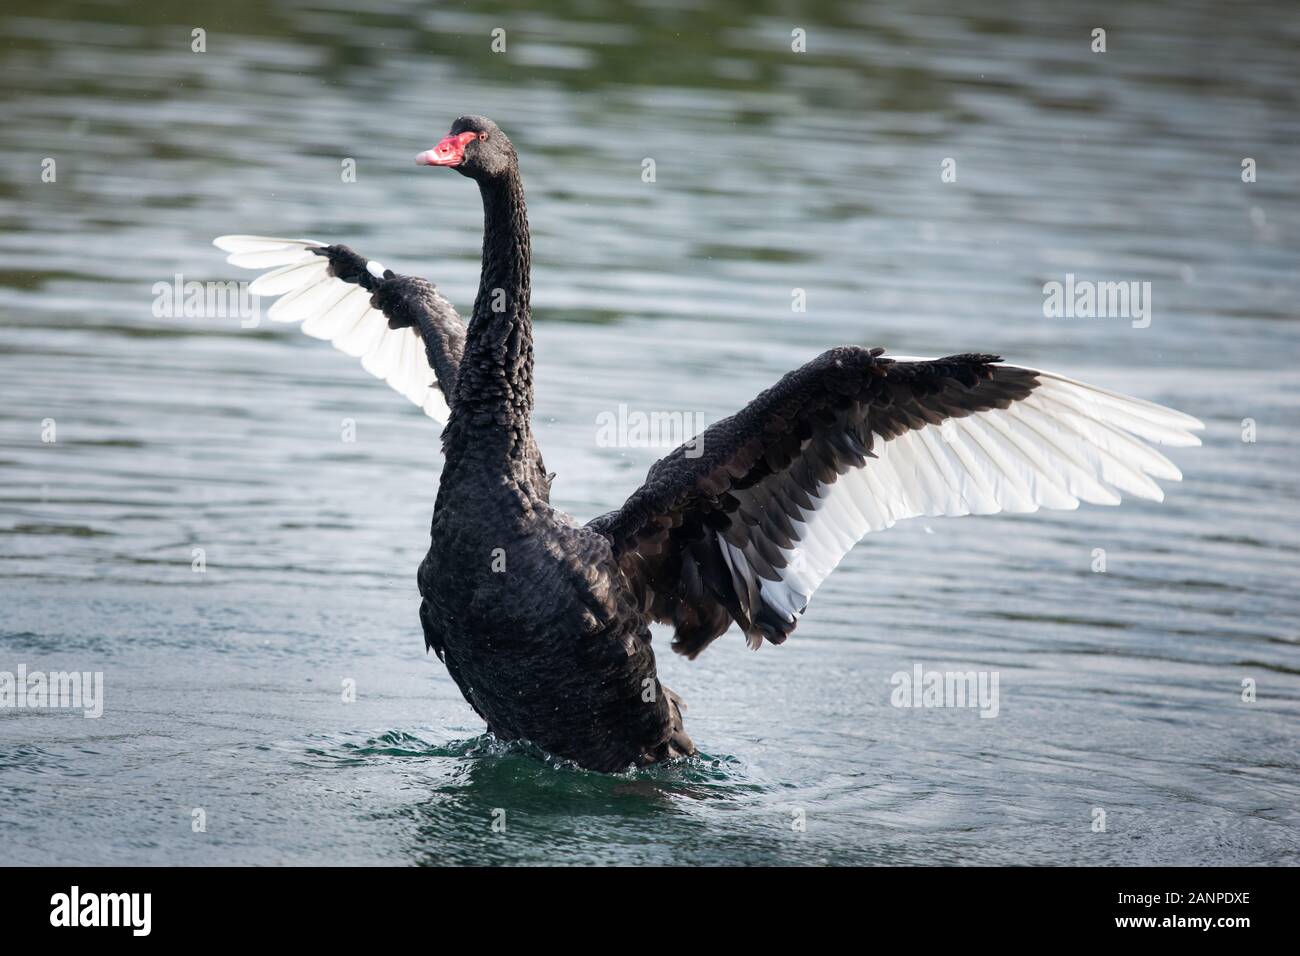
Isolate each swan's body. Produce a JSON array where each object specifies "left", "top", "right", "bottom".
[{"left": 216, "top": 115, "right": 1202, "bottom": 772}]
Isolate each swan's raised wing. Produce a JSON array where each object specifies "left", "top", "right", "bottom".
[
  {"left": 213, "top": 235, "right": 466, "bottom": 423},
  {"left": 588, "top": 347, "right": 1203, "bottom": 658}
]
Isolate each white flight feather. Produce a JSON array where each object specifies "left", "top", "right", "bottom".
[{"left": 214, "top": 235, "right": 449, "bottom": 424}]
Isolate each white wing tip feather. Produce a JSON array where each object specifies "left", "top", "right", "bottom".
[
  {"left": 213, "top": 234, "right": 323, "bottom": 254},
  {"left": 213, "top": 234, "right": 447, "bottom": 425},
  {"left": 1032, "top": 369, "right": 1204, "bottom": 445}
]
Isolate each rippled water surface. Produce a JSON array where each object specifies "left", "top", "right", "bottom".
[{"left": 1, "top": 0, "right": 1298, "bottom": 865}]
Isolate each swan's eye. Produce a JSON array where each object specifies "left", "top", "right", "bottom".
[{"left": 478, "top": 132, "right": 489, "bottom": 141}]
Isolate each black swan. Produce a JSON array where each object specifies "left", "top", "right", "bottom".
[{"left": 215, "top": 115, "right": 1203, "bottom": 772}]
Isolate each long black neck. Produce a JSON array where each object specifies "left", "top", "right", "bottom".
[{"left": 442, "top": 169, "right": 536, "bottom": 475}]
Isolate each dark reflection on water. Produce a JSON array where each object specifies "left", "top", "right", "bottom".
[{"left": 0, "top": 0, "right": 1298, "bottom": 864}]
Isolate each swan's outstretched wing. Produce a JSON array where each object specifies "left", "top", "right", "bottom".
[
  {"left": 587, "top": 347, "right": 1203, "bottom": 658},
  {"left": 213, "top": 235, "right": 465, "bottom": 423}
]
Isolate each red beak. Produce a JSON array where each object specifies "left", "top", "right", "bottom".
[{"left": 416, "top": 131, "right": 478, "bottom": 167}]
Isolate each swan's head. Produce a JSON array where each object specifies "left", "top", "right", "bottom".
[{"left": 416, "top": 115, "right": 517, "bottom": 181}]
